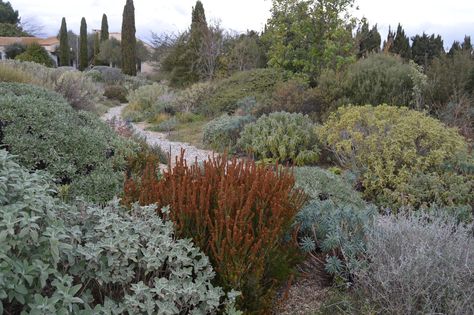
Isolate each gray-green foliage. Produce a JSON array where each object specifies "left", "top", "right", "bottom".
[
  {"left": 355, "top": 212, "right": 474, "bottom": 314},
  {"left": 238, "top": 112, "right": 319, "bottom": 165},
  {"left": 343, "top": 54, "right": 421, "bottom": 107},
  {"left": 0, "top": 83, "right": 135, "bottom": 202},
  {"left": 0, "top": 149, "right": 231, "bottom": 314},
  {"left": 203, "top": 114, "right": 254, "bottom": 152},
  {"left": 294, "top": 167, "right": 376, "bottom": 279}
]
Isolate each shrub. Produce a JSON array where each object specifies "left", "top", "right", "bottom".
[
  {"left": 55, "top": 70, "right": 102, "bottom": 111},
  {"left": 355, "top": 212, "right": 474, "bottom": 315},
  {"left": 123, "top": 83, "right": 169, "bottom": 121},
  {"left": 0, "top": 149, "right": 230, "bottom": 314},
  {"left": 152, "top": 117, "right": 178, "bottom": 133},
  {"left": 15, "top": 43, "right": 54, "bottom": 67},
  {"left": 91, "top": 65, "right": 124, "bottom": 84},
  {"left": 0, "top": 83, "right": 135, "bottom": 202},
  {"left": 203, "top": 114, "right": 254, "bottom": 152},
  {"left": 318, "top": 105, "right": 473, "bottom": 210},
  {"left": 343, "top": 54, "right": 420, "bottom": 107},
  {"left": 174, "top": 81, "right": 214, "bottom": 112},
  {"left": 293, "top": 167, "right": 376, "bottom": 280},
  {"left": 123, "top": 153, "right": 306, "bottom": 313},
  {"left": 238, "top": 112, "right": 319, "bottom": 165},
  {"left": 258, "top": 80, "right": 331, "bottom": 118},
  {"left": 0, "top": 62, "right": 33, "bottom": 83},
  {"left": 201, "top": 68, "right": 289, "bottom": 115},
  {"left": 4, "top": 43, "right": 26, "bottom": 59},
  {"left": 0, "top": 60, "right": 57, "bottom": 89},
  {"left": 104, "top": 84, "right": 128, "bottom": 102}
]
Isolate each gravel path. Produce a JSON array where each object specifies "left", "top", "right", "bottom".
[{"left": 102, "top": 104, "right": 215, "bottom": 164}]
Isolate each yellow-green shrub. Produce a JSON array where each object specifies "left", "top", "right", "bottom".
[{"left": 317, "top": 105, "right": 473, "bottom": 210}]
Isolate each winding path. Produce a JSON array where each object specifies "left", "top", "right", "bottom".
[{"left": 102, "top": 104, "right": 215, "bottom": 164}]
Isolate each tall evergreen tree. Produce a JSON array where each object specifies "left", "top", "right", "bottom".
[
  {"left": 356, "top": 18, "right": 381, "bottom": 58},
  {"left": 59, "top": 17, "right": 70, "bottom": 66},
  {"left": 448, "top": 41, "right": 461, "bottom": 57},
  {"left": 411, "top": 32, "right": 444, "bottom": 68},
  {"left": 390, "top": 24, "right": 411, "bottom": 60},
  {"left": 121, "top": 0, "right": 137, "bottom": 76},
  {"left": 0, "top": 0, "right": 19, "bottom": 24},
  {"left": 382, "top": 26, "right": 395, "bottom": 52},
  {"left": 101, "top": 13, "right": 109, "bottom": 42},
  {"left": 79, "top": 17, "right": 88, "bottom": 71},
  {"left": 188, "top": 0, "right": 209, "bottom": 81},
  {"left": 462, "top": 35, "right": 472, "bottom": 55},
  {"left": 93, "top": 32, "right": 100, "bottom": 65}
]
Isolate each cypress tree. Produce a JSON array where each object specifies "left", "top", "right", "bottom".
[
  {"left": 121, "top": 0, "right": 137, "bottom": 76},
  {"left": 93, "top": 32, "right": 100, "bottom": 64},
  {"left": 59, "top": 17, "right": 70, "bottom": 66},
  {"left": 188, "top": 0, "right": 208, "bottom": 81},
  {"left": 101, "top": 13, "right": 109, "bottom": 42},
  {"left": 79, "top": 17, "right": 88, "bottom": 71},
  {"left": 391, "top": 24, "right": 411, "bottom": 60}
]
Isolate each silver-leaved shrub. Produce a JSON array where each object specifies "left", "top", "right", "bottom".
[{"left": 0, "top": 149, "right": 235, "bottom": 314}]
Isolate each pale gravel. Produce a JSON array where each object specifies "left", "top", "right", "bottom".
[{"left": 101, "top": 104, "right": 215, "bottom": 165}]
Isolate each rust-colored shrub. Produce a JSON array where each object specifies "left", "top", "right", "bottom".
[{"left": 123, "top": 151, "right": 306, "bottom": 314}]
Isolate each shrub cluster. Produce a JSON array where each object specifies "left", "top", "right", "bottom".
[
  {"left": 239, "top": 111, "right": 319, "bottom": 165},
  {"left": 318, "top": 104, "right": 473, "bottom": 211},
  {"left": 0, "top": 83, "right": 135, "bottom": 202},
  {"left": 200, "top": 68, "right": 289, "bottom": 115},
  {"left": 0, "top": 149, "right": 229, "bottom": 314},
  {"left": 1, "top": 60, "right": 102, "bottom": 111},
  {"left": 355, "top": 212, "right": 474, "bottom": 314},
  {"left": 0, "top": 62, "right": 33, "bottom": 83},
  {"left": 123, "top": 152, "right": 306, "bottom": 313},
  {"left": 15, "top": 43, "right": 54, "bottom": 67},
  {"left": 203, "top": 114, "right": 254, "bottom": 152}
]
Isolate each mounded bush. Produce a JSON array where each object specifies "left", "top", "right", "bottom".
[
  {"left": 317, "top": 104, "right": 473, "bottom": 210},
  {"left": 294, "top": 167, "right": 376, "bottom": 280},
  {"left": 15, "top": 43, "right": 54, "bottom": 67},
  {"left": 201, "top": 68, "right": 289, "bottom": 115},
  {"left": 0, "top": 83, "right": 135, "bottom": 202},
  {"left": 123, "top": 83, "right": 169, "bottom": 122},
  {"left": 123, "top": 153, "right": 306, "bottom": 314},
  {"left": 104, "top": 84, "right": 128, "bottom": 103},
  {"left": 0, "top": 149, "right": 229, "bottom": 314},
  {"left": 238, "top": 111, "right": 319, "bottom": 165},
  {"left": 203, "top": 114, "right": 254, "bottom": 152},
  {"left": 355, "top": 212, "right": 474, "bottom": 315},
  {"left": 343, "top": 54, "right": 421, "bottom": 107}
]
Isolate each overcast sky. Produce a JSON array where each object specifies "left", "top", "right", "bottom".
[{"left": 12, "top": 0, "right": 474, "bottom": 48}]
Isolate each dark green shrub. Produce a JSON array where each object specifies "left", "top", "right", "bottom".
[
  {"left": 343, "top": 54, "right": 420, "bottom": 107},
  {"left": 104, "top": 84, "right": 128, "bottom": 102},
  {"left": 203, "top": 114, "right": 254, "bottom": 152},
  {"left": 4, "top": 43, "right": 26, "bottom": 59},
  {"left": 0, "top": 149, "right": 231, "bottom": 314},
  {"left": 0, "top": 83, "right": 135, "bottom": 202},
  {"left": 201, "top": 68, "right": 289, "bottom": 115},
  {"left": 15, "top": 43, "right": 54, "bottom": 67},
  {"left": 238, "top": 112, "right": 319, "bottom": 165},
  {"left": 258, "top": 80, "right": 331, "bottom": 119}
]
